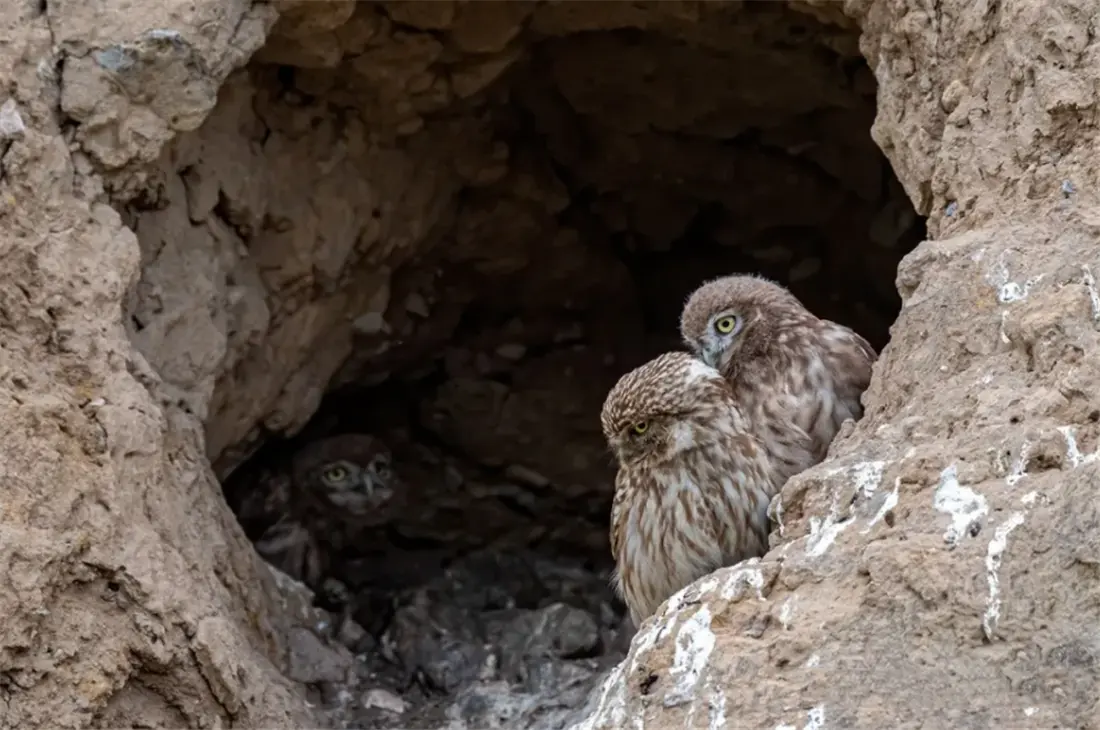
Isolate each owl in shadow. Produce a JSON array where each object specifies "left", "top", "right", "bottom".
[{"left": 225, "top": 433, "right": 404, "bottom": 590}]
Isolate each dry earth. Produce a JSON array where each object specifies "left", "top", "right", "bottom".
[{"left": 0, "top": 0, "right": 1098, "bottom": 728}]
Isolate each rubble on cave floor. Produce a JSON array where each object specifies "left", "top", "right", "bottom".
[
  {"left": 267, "top": 543, "right": 630, "bottom": 730},
  {"left": 224, "top": 383, "right": 632, "bottom": 730}
]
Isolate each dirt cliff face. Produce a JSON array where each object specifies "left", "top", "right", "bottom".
[
  {"left": 578, "top": 1, "right": 1100, "bottom": 728},
  {"left": 0, "top": 0, "right": 1092, "bottom": 727}
]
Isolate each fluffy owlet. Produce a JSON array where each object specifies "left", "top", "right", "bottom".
[
  {"left": 601, "top": 351, "right": 783, "bottom": 627},
  {"left": 228, "top": 433, "right": 402, "bottom": 589},
  {"left": 680, "top": 274, "right": 876, "bottom": 485}
]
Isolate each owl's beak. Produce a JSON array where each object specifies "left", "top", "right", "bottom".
[
  {"left": 699, "top": 339, "right": 721, "bottom": 369},
  {"left": 358, "top": 473, "right": 379, "bottom": 496},
  {"left": 361, "top": 473, "right": 398, "bottom": 501}
]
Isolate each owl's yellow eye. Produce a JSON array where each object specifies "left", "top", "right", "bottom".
[
  {"left": 714, "top": 315, "right": 739, "bottom": 334},
  {"left": 322, "top": 465, "right": 349, "bottom": 483},
  {"left": 631, "top": 422, "right": 648, "bottom": 435}
]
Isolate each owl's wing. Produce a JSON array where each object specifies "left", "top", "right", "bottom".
[
  {"left": 609, "top": 471, "right": 630, "bottom": 560},
  {"left": 781, "top": 417, "right": 821, "bottom": 477},
  {"left": 847, "top": 329, "right": 877, "bottom": 386},
  {"left": 823, "top": 323, "right": 878, "bottom": 406}
]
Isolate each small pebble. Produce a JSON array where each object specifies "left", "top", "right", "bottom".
[
  {"left": 495, "top": 343, "right": 526, "bottom": 360},
  {"left": 505, "top": 464, "right": 551, "bottom": 488},
  {"left": 362, "top": 688, "right": 407, "bottom": 714},
  {"left": 444, "top": 463, "right": 465, "bottom": 490},
  {"left": 352, "top": 311, "right": 387, "bottom": 335},
  {"left": 337, "top": 616, "right": 367, "bottom": 649},
  {"left": 405, "top": 292, "right": 430, "bottom": 318}
]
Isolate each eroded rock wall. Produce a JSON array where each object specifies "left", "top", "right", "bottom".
[
  {"left": 0, "top": 1, "right": 312, "bottom": 727},
  {"left": 579, "top": 0, "right": 1100, "bottom": 727},
  {"left": 5, "top": 0, "right": 1081, "bottom": 726}
]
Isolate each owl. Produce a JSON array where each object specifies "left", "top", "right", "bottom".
[
  {"left": 227, "top": 433, "right": 403, "bottom": 589},
  {"left": 601, "top": 351, "right": 782, "bottom": 627},
  {"left": 679, "top": 274, "right": 876, "bottom": 485},
  {"left": 285, "top": 433, "right": 399, "bottom": 521}
]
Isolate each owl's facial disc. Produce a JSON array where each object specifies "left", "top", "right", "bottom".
[
  {"left": 611, "top": 424, "right": 655, "bottom": 463},
  {"left": 320, "top": 460, "right": 370, "bottom": 510},
  {"left": 613, "top": 417, "right": 681, "bottom": 464},
  {"left": 319, "top": 454, "right": 398, "bottom": 517}
]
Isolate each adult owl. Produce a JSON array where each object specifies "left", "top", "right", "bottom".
[
  {"left": 226, "top": 433, "right": 402, "bottom": 589},
  {"left": 680, "top": 274, "right": 876, "bottom": 485},
  {"left": 601, "top": 351, "right": 782, "bottom": 626}
]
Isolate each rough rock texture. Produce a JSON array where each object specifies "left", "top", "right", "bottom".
[
  {"left": 0, "top": 1, "right": 313, "bottom": 727},
  {"left": 16, "top": 0, "right": 1091, "bottom": 727},
  {"left": 576, "top": 1, "right": 1100, "bottom": 729}
]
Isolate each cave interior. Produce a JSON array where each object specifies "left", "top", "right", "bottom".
[{"left": 125, "top": 1, "right": 925, "bottom": 723}]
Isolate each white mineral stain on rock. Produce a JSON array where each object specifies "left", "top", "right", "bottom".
[
  {"left": 983, "top": 511, "right": 1026, "bottom": 640},
  {"left": 1058, "top": 426, "right": 1099, "bottom": 468},
  {"left": 862, "top": 477, "right": 900, "bottom": 533},
  {"left": 1000, "top": 310, "right": 1013, "bottom": 344},
  {"left": 627, "top": 623, "right": 660, "bottom": 676},
  {"left": 0, "top": 98, "right": 25, "bottom": 140},
  {"left": 806, "top": 461, "right": 885, "bottom": 557},
  {"left": 1081, "top": 265, "right": 1100, "bottom": 322},
  {"left": 773, "top": 494, "right": 786, "bottom": 536},
  {"left": 987, "top": 250, "right": 1042, "bottom": 303},
  {"left": 778, "top": 597, "right": 794, "bottom": 630},
  {"left": 686, "top": 676, "right": 727, "bottom": 729},
  {"left": 719, "top": 561, "right": 765, "bottom": 601},
  {"left": 853, "top": 460, "right": 886, "bottom": 496},
  {"left": 577, "top": 562, "right": 768, "bottom": 728},
  {"left": 776, "top": 705, "right": 827, "bottom": 730},
  {"left": 569, "top": 662, "right": 626, "bottom": 730},
  {"left": 933, "top": 464, "right": 988, "bottom": 546},
  {"left": 573, "top": 561, "right": 767, "bottom": 729},
  {"left": 1005, "top": 439, "right": 1031, "bottom": 486},
  {"left": 999, "top": 280, "right": 1037, "bottom": 303},
  {"left": 663, "top": 606, "right": 716, "bottom": 708},
  {"left": 707, "top": 681, "right": 727, "bottom": 730},
  {"left": 806, "top": 502, "right": 848, "bottom": 557}
]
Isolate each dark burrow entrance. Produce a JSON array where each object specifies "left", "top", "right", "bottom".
[{"left": 183, "top": 4, "right": 927, "bottom": 728}]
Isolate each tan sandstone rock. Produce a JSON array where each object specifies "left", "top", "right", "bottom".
[
  {"left": 2, "top": 0, "right": 1092, "bottom": 727},
  {"left": 574, "top": 1, "right": 1100, "bottom": 728}
]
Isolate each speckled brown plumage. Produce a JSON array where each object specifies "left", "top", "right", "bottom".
[
  {"left": 680, "top": 274, "right": 876, "bottom": 486},
  {"left": 601, "top": 351, "right": 783, "bottom": 626}
]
